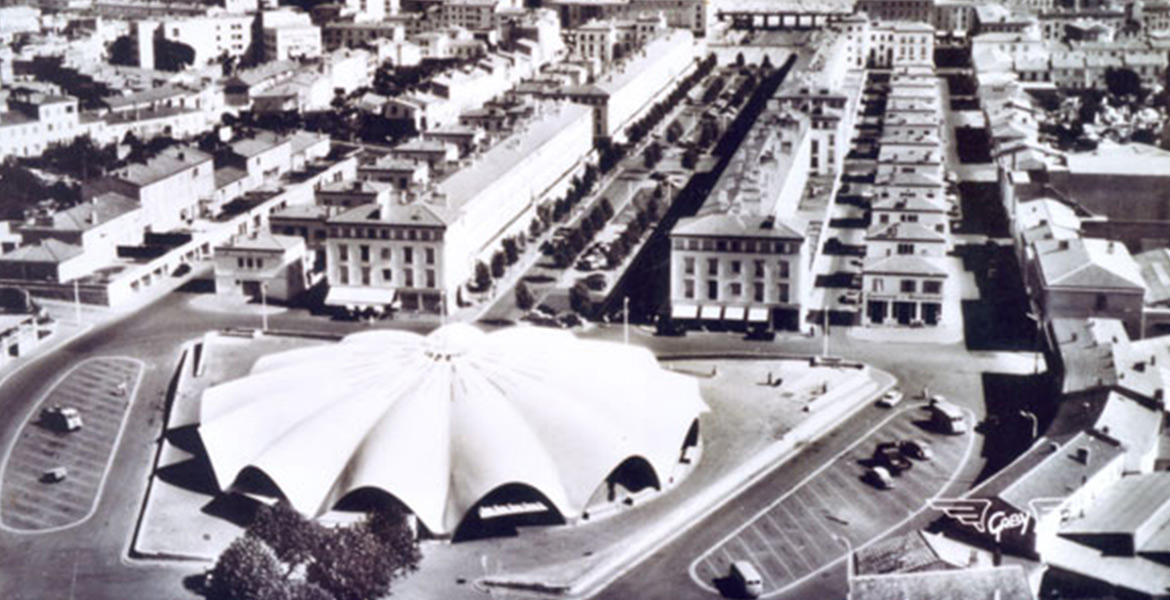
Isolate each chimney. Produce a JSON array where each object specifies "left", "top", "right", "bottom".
[
  {"left": 1075, "top": 447, "right": 1090, "bottom": 465},
  {"left": 1058, "top": 239, "right": 1070, "bottom": 251}
]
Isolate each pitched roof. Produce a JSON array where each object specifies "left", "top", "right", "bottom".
[
  {"left": 230, "top": 132, "right": 289, "bottom": 158},
  {"left": 863, "top": 255, "right": 948, "bottom": 277},
  {"left": 672, "top": 214, "right": 804, "bottom": 239},
  {"left": 976, "top": 430, "right": 1125, "bottom": 512},
  {"left": 115, "top": 146, "right": 211, "bottom": 187},
  {"left": 217, "top": 231, "right": 304, "bottom": 253},
  {"left": 1060, "top": 471, "right": 1170, "bottom": 541},
  {"left": 328, "top": 201, "right": 454, "bottom": 227},
  {"left": 866, "top": 221, "right": 947, "bottom": 242},
  {"left": 24, "top": 193, "right": 140, "bottom": 233},
  {"left": 1034, "top": 238, "right": 1145, "bottom": 291},
  {"left": 0, "top": 239, "right": 83, "bottom": 263}
]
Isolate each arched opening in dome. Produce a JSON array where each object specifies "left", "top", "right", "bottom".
[
  {"left": 453, "top": 483, "right": 565, "bottom": 542},
  {"left": 680, "top": 418, "right": 701, "bottom": 460},
  {"left": 606, "top": 455, "right": 661, "bottom": 498},
  {"left": 331, "top": 487, "right": 431, "bottom": 539},
  {"left": 230, "top": 466, "right": 285, "bottom": 500}
]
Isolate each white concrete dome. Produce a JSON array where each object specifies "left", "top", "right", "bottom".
[{"left": 198, "top": 324, "right": 707, "bottom": 536}]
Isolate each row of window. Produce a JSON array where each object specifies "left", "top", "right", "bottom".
[
  {"left": 871, "top": 278, "right": 942, "bottom": 294},
  {"left": 673, "top": 238, "right": 799, "bottom": 254},
  {"left": 683, "top": 257, "right": 790, "bottom": 278},
  {"left": 337, "top": 265, "right": 436, "bottom": 289},
  {"left": 337, "top": 243, "right": 436, "bottom": 265},
  {"left": 236, "top": 257, "right": 265, "bottom": 269},
  {"left": 682, "top": 279, "right": 790, "bottom": 303},
  {"left": 331, "top": 226, "right": 441, "bottom": 242}
]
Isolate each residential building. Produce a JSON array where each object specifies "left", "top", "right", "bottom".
[
  {"left": 867, "top": 21, "right": 935, "bottom": 68},
  {"left": 214, "top": 231, "right": 309, "bottom": 303},
  {"left": 547, "top": 0, "right": 708, "bottom": 37},
  {"left": 137, "top": 13, "right": 254, "bottom": 67},
  {"left": 262, "top": 10, "right": 322, "bottom": 61},
  {"left": 358, "top": 155, "right": 430, "bottom": 191},
  {"left": 323, "top": 102, "right": 594, "bottom": 314},
  {"left": 669, "top": 110, "right": 811, "bottom": 331},
  {"left": 861, "top": 254, "right": 947, "bottom": 326},
  {"left": 85, "top": 145, "right": 214, "bottom": 232},
  {"left": 0, "top": 90, "right": 81, "bottom": 161},
  {"left": 1029, "top": 237, "right": 1147, "bottom": 339},
  {"left": 567, "top": 13, "right": 666, "bottom": 64},
  {"left": 316, "top": 179, "right": 394, "bottom": 210},
  {"left": 559, "top": 28, "right": 696, "bottom": 140},
  {"left": 323, "top": 20, "right": 405, "bottom": 51},
  {"left": 855, "top": 0, "right": 934, "bottom": 23},
  {"left": 16, "top": 193, "right": 145, "bottom": 268}
]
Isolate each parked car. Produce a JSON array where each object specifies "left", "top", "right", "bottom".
[
  {"left": 864, "top": 466, "right": 895, "bottom": 489},
  {"left": 873, "top": 442, "right": 912, "bottom": 474},
  {"left": 41, "top": 406, "right": 83, "bottom": 432},
  {"left": 41, "top": 467, "right": 68, "bottom": 483},
  {"left": 876, "top": 389, "right": 903, "bottom": 408},
  {"left": 927, "top": 396, "right": 968, "bottom": 434},
  {"left": 900, "top": 439, "right": 933, "bottom": 461}
]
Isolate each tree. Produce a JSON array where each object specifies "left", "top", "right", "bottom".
[
  {"left": 515, "top": 280, "right": 535, "bottom": 310},
  {"left": 682, "top": 147, "right": 700, "bottom": 170},
  {"left": 735, "top": 52, "right": 746, "bottom": 68},
  {"left": 598, "top": 197, "right": 615, "bottom": 220},
  {"left": 1104, "top": 67, "right": 1143, "bottom": 100},
  {"left": 286, "top": 583, "right": 335, "bottom": 600},
  {"left": 502, "top": 237, "right": 519, "bottom": 265},
  {"left": 642, "top": 142, "right": 663, "bottom": 170},
  {"left": 589, "top": 207, "right": 606, "bottom": 230},
  {"left": 490, "top": 250, "right": 506, "bottom": 278},
  {"left": 474, "top": 260, "right": 492, "bottom": 291},
  {"left": 665, "top": 120, "right": 683, "bottom": 144},
  {"left": 208, "top": 537, "right": 288, "bottom": 600},
  {"left": 155, "top": 37, "right": 196, "bottom": 72},
  {"left": 246, "top": 501, "right": 325, "bottom": 575},
  {"left": 569, "top": 281, "right": 592, "bottom": 316},
  {"left": 306, "top": 524, "right": 395, "bottom": 600},
  {"left": 108, "top": 35, "right": 136, "bottom": 66}
]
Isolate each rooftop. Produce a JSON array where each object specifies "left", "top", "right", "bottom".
[
  {"left": 862, "top": 255, "right": 947, "bottom": 277},
  {"left": 217, "top": 231, "right": 304, "bottom": 253},
  {"left": 1060, "top": 472, "right": 1170, "bottom": 541},
  {"left": 1065, "top": 142, "right": 1170, "bottom": 178},
  {"left": 0, "top": 239, "right": 83, "bottom": 264},
  {"left": 1136, "top": 248, "right": 1170, "bottom": 306},
  {"left": 851, "top": 566, "right": 1034, "bottom": 600},
  {"left": 24, "top": 193, "right": 140, "bottom": 233},
  {"left": 231, "top": 132, "right": 289, "bottom": 158},
  {"left": 328, "top": 201, "right": 454, "bottom": 227},
  {"left": 1034, "top": 237, "right": 1145, "bottom": 291},
  {"left": 672, "top": 214, "right": 804, "bottom": 240},
  {"left": 974, "top": 430, "right": 1125, "bottom": 512},
  {"left": 866, "top": 221, "right": 947, "bottom": 242},
  {"left": 115, "top": 146, "right": 211, "bottom": 188}
]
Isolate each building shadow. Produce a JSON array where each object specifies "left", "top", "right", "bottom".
[
  {"left": 156, "top": 455, "right": 220, "bottom": 496},
  {"left": 165, "top": 424, "right": 206, "bottom": 455},
  {"left": 201, "top": 493, "right": 261, "bottom": 527}
]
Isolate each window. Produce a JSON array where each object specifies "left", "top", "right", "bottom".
[
  {"left": 382, "top": 268, "right": 392, "bottom": 282},
  {"left": 237, "top": 257, "right": 244, "bottom": 268},
  {"left": 404, "top": 247, "right": 414, "bottom": 263},
  {"left": 381, "top": 247, "right": 391, "bottom": 261},
  {"left": 897, "top": 243, "right": 914, "bottom": 255},
  {"left": 361, "top": 268, "right": 371, "bottom": 285},
  {"left": 777, "top": 283, "right": 790, "bottom": 303},
  {"left": 1095, "top": 293, "right": 1108, "bottom": 310},
  {"left": 731, "top": 260, "right": 741, "bottom": 274},
  {"left": 753, "top": 282, "right": 764, "bottom": 302},
  {"left": 707, "top": 258, "right": 718, "bottom": 275},
  {"left": 684, "top": 257, "right": 695, "bottom": 275},
  {"left": 777, "top": 261, "right": 790, "bottom": 278},
  {"left": 338, "top": 244, "right": 349, "bottom": 261},
  {"left": 923, "top": 280, "right": 942, "bottom": 294},
  {"left": 707, "top": 280, "right": 718, "bottom": 300},
  {"left": 754, "top": 260, "right": 765, "bottom": 278},
  {"left": 425, "top": 269, "right": 436, "bottom": 288},
  {"left": 360, "top": 245, "right": 370, "bottom": 262},
  {"left": 872, "top": 278, "right": 884, "bottom": 292},
  {"left": 425, "top": 247, "right": 435, "bottom": 264},
  {"left": 405, "top": 269, "right": 414, "bottom": 287},
  {"left": 339, "top": 268, "right": 350, "bottom": 285},
  {"left": 684, "top": 279, "right": 695, "bottom": 299},
  {"left": 900, "top": 279, "right": 917, "bottom": 293},
  {"left": 730, "top": 282, "right": 742, "bottom": 296}
]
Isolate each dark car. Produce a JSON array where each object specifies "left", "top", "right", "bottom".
[
  {"left": 899, "top": 439, "right": 933, "bottom": 461},
  {"left": 873, "top": 441, "right": 912, "bottom": 474}
]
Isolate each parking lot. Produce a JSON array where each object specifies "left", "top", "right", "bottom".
[
  {"left": 689, "top": 403, "right": 974, "bottom": 597},
  {"left": 1, "top": 357, "right": 143, "bottom": 532}
]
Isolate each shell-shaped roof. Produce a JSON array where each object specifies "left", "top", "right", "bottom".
[{"left": 198, "top": 324, "right": 707, "bottom": 535}]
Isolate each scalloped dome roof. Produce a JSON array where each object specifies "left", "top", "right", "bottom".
[{"left": 198, "top": 324, "right": 708, "bottom": 535}]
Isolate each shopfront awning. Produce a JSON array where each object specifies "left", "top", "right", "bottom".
[
  {"left": 747, "top": 307, "right": 770, "bottom": 323},
  {"left": 700, "top": 305, "right": 723, "bottom": 321},
  {"left": 325, "top": 286, "right": 398, "bottom": 309},
  {"left": 671, "top": 304, "right": 699, "bottom": 320},
  {"left": 724, "top": 306, "right": 746, "bottom": 321}
]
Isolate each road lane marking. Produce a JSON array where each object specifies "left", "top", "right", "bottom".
[{"left": 688, "top": 405, "right": 976, "bottom": 596}]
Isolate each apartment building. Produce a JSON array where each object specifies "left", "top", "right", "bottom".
[
  {"left": 861, "top": 255, "right": 947, "bottom": 326},
  {"left": 214, "top": 231, "right": 309, "bottom": 303},
  {"left": 0, "top": 91, "right": 82, "bottom": 161}
]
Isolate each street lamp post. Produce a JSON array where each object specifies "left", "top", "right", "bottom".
[
  {"left": 623, "top": 296, "right": 629, "bottom": 346},
  {"left": 260, "top": 282, "right": 268, "bottom": 333}
]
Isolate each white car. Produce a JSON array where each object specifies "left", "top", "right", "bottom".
[{"left": 877, "top": 389, "right": 904, "bottom": 408}]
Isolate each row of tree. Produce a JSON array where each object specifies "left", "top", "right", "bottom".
[
  {"left": 207, "top": 501, "right": 420, "bottom": 600},
  {"left": 624, "top": 53, "right": 718, "bottom": 146},
  {"left": 567, "top": 189, "right": 664, "bottom": 317}
]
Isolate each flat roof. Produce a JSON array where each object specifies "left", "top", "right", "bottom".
[
  {"left": 1136, "top": 248, "right": 1170, "bottom": 306},
  {"left": 1060, "top": 471, "right": 1170, "bottom": 538},
  {"left": 851, "top": 566, "right": 1033, "bottom": 600}
]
